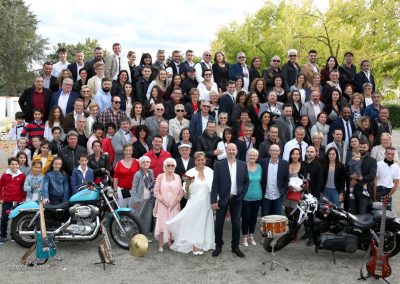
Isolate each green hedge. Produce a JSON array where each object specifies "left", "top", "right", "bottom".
[{"left": 385, "top": 104, "right": 400, "bottom": 129}]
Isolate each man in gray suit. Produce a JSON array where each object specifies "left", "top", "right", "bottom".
[
  {"left": 301, "top": 89, "right": 325, "bottom": 126},
  {"left": 273, "top": 104, "right": 295, "bottom": 144},
  {"left": 144, "top": 103, "right": 167, "bottom": 142},
  {"left": 112, "top": 117, "right": 136, "bottom": 166},
  {"left": 105, "top": 43, "right": 123, "bottom": 81}
]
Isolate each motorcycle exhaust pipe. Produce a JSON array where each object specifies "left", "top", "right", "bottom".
[{"left": 55, "top": 217, "right": 100, "bottom": 240}]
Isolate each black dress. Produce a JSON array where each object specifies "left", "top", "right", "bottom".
[{"left": 212, "top": 63, "right": 229, "bottom": 91}]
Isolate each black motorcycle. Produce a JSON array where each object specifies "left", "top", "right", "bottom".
[{"left": 263, "top": 194, "right": 400, "bottom": 259}]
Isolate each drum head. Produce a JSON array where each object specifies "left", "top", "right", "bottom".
[{"left": 263, "top": 215, "right": 288, "bottom": 222}]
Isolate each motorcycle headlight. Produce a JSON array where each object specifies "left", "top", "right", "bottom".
[{"left": 106, "top": 187, "right": 114, "bottom": 198}]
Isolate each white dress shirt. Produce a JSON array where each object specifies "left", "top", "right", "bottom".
[
  {"left": 228, "top": 161, "right": 237, "bottom": 195},
  {"left": 376, "top": 161, "right": 400, "bottom": 188},
  {"left": 51, "top": 61, "right": 70, "bottom": 77},
  {"left": 282, "top": 139, "right": 308, "bottom": 161},
  {"left": 265, "top": 160, "right": 280, "bottom": 200},
  {"left": 58, "top": 91, "right": 70, "bottom": 116}
]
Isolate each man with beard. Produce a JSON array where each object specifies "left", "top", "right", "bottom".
[
  {"left": 374, "top": 147, "right": 400, "bottom": 210},
  {"left": 346, "top": 140, "right": 377, "bottom": 214},
  {"left": 99, "top": 96, "right": 127, "bottom": 128},
  {"left": 303, "top": 145, "right": 324, "bottom": 246},
  {"left": 95, "top": 78, "right": 112, "bottom": 113},
  {"left": 258, "top": 126, "right": 284, "bottom": 160},
  {"left": 327, "top": 107, "right": 355, "bottom": 145},
  {"left": 84, "top": 47, "right": 104, "bottom": 79}
]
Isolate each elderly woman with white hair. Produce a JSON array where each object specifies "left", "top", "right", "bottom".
[
  {"left": 153, "top": 157, "right": 184, "bottom": 252},
  {"left": 130, "top": 155, "right": 155, "bottom": 239},
  {"left": 371, "top": 133, "right": 399, "bottom": 163}
]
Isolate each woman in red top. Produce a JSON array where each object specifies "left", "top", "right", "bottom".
[{"left": 113, "top": 144, "right": 140, "bottom": 207}]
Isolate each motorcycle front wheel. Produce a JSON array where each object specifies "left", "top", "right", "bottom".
[
  {"left": 11, "top": 212, "right": 37, "bottom": 248},
  {"left": 109, "top": 211, "right": 144, "bottom": 250}
]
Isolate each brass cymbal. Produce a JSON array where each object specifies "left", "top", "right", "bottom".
[{"left": 129, "top": 234, "right": 148, "bottom": 257}]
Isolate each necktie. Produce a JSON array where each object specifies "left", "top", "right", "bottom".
[
  {"left": 176, "top": 64, "right": 180, "bottom": 74},
  {"left": 298, "top": 142, "right": 303, "bottom": 160},
  {"left": 118, "top": 57, "right": 121, "bottom": 72},
  {"left": 346, "top": 122, "right": 351, "bottom": 142}
]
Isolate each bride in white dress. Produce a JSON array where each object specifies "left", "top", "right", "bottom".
[{"left": 166, "top": 152, "right": 215, "bottom": 254}]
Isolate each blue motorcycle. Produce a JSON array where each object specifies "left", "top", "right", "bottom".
[{"left": 9, "top": 178, "right": 143, "bottom": 250}]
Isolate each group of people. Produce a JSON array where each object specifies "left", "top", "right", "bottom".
[{"left": 0, "top": 45, "right": 398, "bottom": 258}]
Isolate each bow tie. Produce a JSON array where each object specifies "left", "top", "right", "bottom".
[
  {"left": 16, "top": 125, "right": 24, "bottom": 129},
  {"left": 125, "top": 131, "right": 130, "bottom": 135}
]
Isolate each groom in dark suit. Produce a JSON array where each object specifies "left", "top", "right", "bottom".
[{"left": 211, "top": 143, "right": 249, "bottom": 257}]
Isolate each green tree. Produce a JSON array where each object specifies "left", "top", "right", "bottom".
[
  {"left": 0, "top": 0, "right": 48, "bottom": 96},
  {"left": 211, "top": 0, "right": 400, "bottom": 90},
  {"left": 47, "top": 38, "right": 108, "bottom": 63}
]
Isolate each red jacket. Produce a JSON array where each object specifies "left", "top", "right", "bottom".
[
  {"left": 102, "top": 137, "right": 115, "bottom": 167},
  {"left": 144, "top": 149, "right": 171, "bottom": 178},
  {"left": 0, "top": 171, "right": 26, "bottom": 203}
]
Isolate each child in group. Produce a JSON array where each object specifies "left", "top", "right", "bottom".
[
  {"left": 8, "top": 112, "right": 26, "bottom": 141},
  {"left": 16, "top": 152, "right": 30, "bottom": 176},
  {"left": 30, "top": 136, "right": 43, "bottom": 160},
  {"left": 347, "top": 151, "right": 369, "bottom": 198},
  {"left": 102, "top": 122, "right": 116, "bottom": 166},
  {"left": 0, "top": 157, "right": 27, "bottom": 244},
  {"left": 20, "top": 108, "right": 45, "bottom": 142},
  {"left": 24, "top": 160, "right": 44, "bottom": 201},
  {"left": 43, "top": 157, "right": 69, "bottom": 205},
  {"left": 71, "top": 154, "right": 94, "bottom": 196},
  {"left": 49, "top": 127, "right": 66, "bottom": 156},
  {"left": 13, "top": 137, "right": 32, "bottom": 166},
  {"left": 32, "top": 140, "right": 54, "bottom": 174}
]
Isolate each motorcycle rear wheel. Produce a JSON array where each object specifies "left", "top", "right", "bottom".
[
  {"left": 109, "top": 211, "right": 144, "bottom": 250},
  {"left": 263, "top": 234, "right": 293, "bottom": 252},
  {"left": 11, "top": 212, "right": 37, "bottom": 248}
]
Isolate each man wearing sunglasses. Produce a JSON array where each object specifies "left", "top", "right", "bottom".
[
  {"left": 281, "top": 49, "right": 301, "bottom": 92},
  {"left": 195, "top": 51, "right": 213, "bottom": 83},
  {"left": 99, "top": 96, "right": 127, "bottom": 128},
  {"left": 262, "top": 55, "right": 282, "bottom": 89},
  {"left": 229, "top": 52, "right": 250, "bottom": 92}
]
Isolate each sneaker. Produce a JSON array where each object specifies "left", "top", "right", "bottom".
[
  {"left": 0, "top": 237, "right": 6, "bottom": 244},
  {"left": 349, "top": 193, "right": 355, "bottom": 199},
  {"left": 362, "top": 190, "right": 370, "bottom": 197},
  {"left": 248, "top": 236, "right": 256, "bottom": 246},
  {"left": 242, "top": 237, "right": 248, "bottom": 247}
]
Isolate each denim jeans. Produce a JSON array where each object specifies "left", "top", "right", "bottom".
[
  {"left": 1, "top": 202, "right": 13, "bottom": 238},
  {"left": 323, "top": 187, "right": 340, "bottom": 207},
  {"left": 261, "top": 196, "right": 283, "bottom": 216}
]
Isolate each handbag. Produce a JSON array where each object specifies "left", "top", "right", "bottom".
[{"left": 121, "top": 188, "right": 131, "bottom": 199}]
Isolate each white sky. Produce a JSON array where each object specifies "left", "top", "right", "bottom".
[{"left": 26, "top": 0, "right": 329, "bottom": 59}]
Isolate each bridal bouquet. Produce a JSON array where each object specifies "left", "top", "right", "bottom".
[{"left": 182, "top": 174, "right": 195, "bottom": 196}]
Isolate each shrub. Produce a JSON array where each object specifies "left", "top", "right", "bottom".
[{"left": 384, "top": 103, "right": 400, "bottom": 129}]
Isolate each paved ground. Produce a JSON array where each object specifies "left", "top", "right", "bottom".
[{"left": 0, "top": 134, "right": 400, "bottom": 284}]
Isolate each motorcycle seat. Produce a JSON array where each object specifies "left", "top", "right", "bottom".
[
  {"left": 44, "top": 201, "right": 69, "bottom": 210},
  {"left": 347, "top": 213, "right": 375, "bottom": 230},
  {"left": 372, "top": 210, "right": 396, "bottom": 223}
]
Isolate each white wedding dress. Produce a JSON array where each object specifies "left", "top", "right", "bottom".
[{"left": 166, "top": 167, "right": 215, "bottom": 253}]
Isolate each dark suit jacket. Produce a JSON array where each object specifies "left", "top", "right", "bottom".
[
  {"left": 67, "top": 62, "right": 80, "bottom": 82},
  {"left": 175, "top": 157, "right": 195, "bottom": 178},
  {"left": 327, "top": 117, "right": 355, "bottom": 144},
  {"left": 50, "top": 90, "right": 80, "bottom": 116},
  {"left": 211, "top": 159, "right": 249, "bottom": 206},
  {"left": 355, "top": 71, "right": 375, "bottom": 93},
  {"left": 260, "top": 158, "right": 289, "bottom": 198},
  {"left": 219, "top": 94, "right": 235, "bottom": 126},
  {"left": 189, "top": 113, "right": 215, "bottom": 146},
  {"left": 18, "top": 87, "right": 52, "bottom": 121},
  {"left": 228, "top": 62, "right": 244, "bottom": 80}
]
